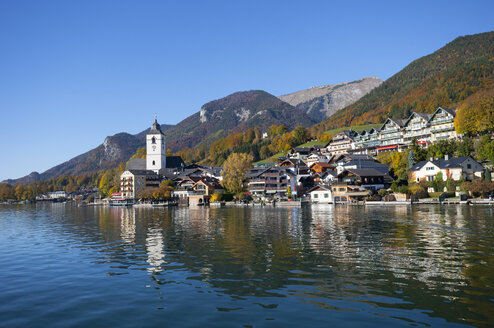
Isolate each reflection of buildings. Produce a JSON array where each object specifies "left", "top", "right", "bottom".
[
  {"left": 120, "top": 208, "right": 136, "bottom": 244},
  {"left": 146, "top": 226, "right": 165, "bottom": 273}
]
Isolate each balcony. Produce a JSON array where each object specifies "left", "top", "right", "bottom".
[
  {"left": 249, "top": 179, "right": 266, "bottom": 184},
  {"left": 430, "top": 118, "right": 453, "bottom": 124},
  {"left": 379, "top": 135, "right": 402, "bottom": 141},
  {"left": 431, "top": 126, "right": 454, "bottom": 133},
  {"left": 435, "top": 135, "right": 453, "bottom": 140}
]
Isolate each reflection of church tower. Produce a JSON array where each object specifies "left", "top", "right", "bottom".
[
  {"left": 146, "top": 115, "right": 166, "bottom": 174},
  {"left": 146, "top": 227, "right": 165, "bottom": 273}
]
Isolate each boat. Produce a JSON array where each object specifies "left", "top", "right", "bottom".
[{"left": 109, "top": 193, "right": 134, "bottom": 207}]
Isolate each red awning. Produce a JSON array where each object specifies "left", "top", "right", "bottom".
[
  {"left": 418, "top": 140, "right": 427, "bottom": 144},
  {"left": 377, "top": 145, "right": 398, "bottom": 150}
]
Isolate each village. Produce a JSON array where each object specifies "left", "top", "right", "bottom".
[{"left": 98, "top": 107, "right": 494, "bottom": 207}]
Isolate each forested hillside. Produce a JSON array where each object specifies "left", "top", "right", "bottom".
[{"left": 312, "top": 31, "right": 494, "bottom": 134}]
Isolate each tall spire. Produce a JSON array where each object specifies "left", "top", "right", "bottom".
[{"left": 149, "top": 114, "right": 163, "bottom": 135}]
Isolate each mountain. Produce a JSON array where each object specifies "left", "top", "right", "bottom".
[
  {"left": 3, "top": 90, "right": 314, "bottom": 184},
  {"left": 314, "top": 31, "right": 494, "bottom": 131},
  {"left": 3, "top": 126, "right": 173, "bottom": 185},
  {"left": 165, "top": 90, "right": 317, "bottom": 151},
  {"left": 278, "top": 77, "right": 382, "bottom": 122}
]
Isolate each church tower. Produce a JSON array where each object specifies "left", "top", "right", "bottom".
[{"left": 146, "top": 115, "right": 166, "bottom": 174}]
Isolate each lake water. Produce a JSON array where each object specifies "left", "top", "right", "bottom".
[{"left": 1, "top": 204, "right": 494, "bottom": 327}]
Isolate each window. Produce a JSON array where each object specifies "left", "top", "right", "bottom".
[
  {"left": 324, "top": 193, "right": 328, "bottom": 198},
  {"left": 314, "top": 194, "right": 318, "bottom": 198},
  {"left": 467, "top": 164, "right": 471, "bottom": 169},
  {"left": 151, "top": 137, "right": 156, "bottom": 144},
  {"left": 152, "top": 160, "right": 155, "bottom": 165}
]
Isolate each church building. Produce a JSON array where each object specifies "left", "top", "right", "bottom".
[{"left": 120, "top": 116, "right": 184, "bottom": 199}]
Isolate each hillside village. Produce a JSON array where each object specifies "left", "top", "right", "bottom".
[{"left": 106, "top": 105, "right": 493, "bottom": 206}]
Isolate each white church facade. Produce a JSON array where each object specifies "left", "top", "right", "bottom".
[{"left": 120, "top": 116, "right": 184, "bottom": 199}]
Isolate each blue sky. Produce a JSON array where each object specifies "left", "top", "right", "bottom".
[{"left": 0, "top": 0, "right": 493, "bottom": 181}]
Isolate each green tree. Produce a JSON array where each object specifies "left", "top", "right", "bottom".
[
  {"left": 290, "top": 126, "right": 309, "bottom": 146},
  {"left": 221, "top": 153, "right": 254, "bottom": 194},
  {"left": 485, "top": 168, "right": 492, "bottom": 182}
]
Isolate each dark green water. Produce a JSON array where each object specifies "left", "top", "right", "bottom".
[{"left": 1, "top": 203, "right": 494, "bottom": 327}]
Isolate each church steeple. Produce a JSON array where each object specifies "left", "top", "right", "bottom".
[{"left": 146, "top": 115, "right": 166, "bottom": 173}]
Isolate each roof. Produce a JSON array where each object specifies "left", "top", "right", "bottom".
[
  {"left": 333, "top": 154, "right": 374, "bottom": 163},
  {"left": 279, "top": 158, "right": 306, "bottom": 167},
  {"left": 312, "top": 162, "right": 334, "bottom": 168},
  {"left": 126, "top": 158, "right": 146, "bottom": 170},
  {"left": 291, "top": 147, "right": 313, "bottom": 153},
  {"left": 409, "top": 156, "right": 478, "bottom": 171},
  {"left": 308, "top": 185, "right": 332, "bottom": 192},
  {"left": 126, "top": 169, "right": 158, "bottom": 176},
  {"left": 429, "top": 107, "right": 457, "bottom": 121},
  {"left": 148, "top": 116, "right": 165, "bottom": 135},
  {"left": 166, "top": 156, "right": 185, "bottom": 169},
  {"left": 379, "top": 117, "right": 405, "bottom": 131},
  {"left": 338, "top": 168, "right": 387, "bottom": 177},
  {"left": 440, "top": 107, "right": 456, "bottom": 117},
  {"left": 403, "top": 112, "right": 432, "bottom": 126}
]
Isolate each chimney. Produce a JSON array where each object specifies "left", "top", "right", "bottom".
[
  {"left": 444, "top": 154, "right": 449, "bottom": 161},
  {"left": 430, "top": 157, "right": 433, "bottom": 162}
]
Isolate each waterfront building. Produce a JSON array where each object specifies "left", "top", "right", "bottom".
[
  {"left": 308, "top": 185, "right": 333, "bottom": 204},
  {"left": 120, "top": 170, "right": 160, "bottom": 198},
  {"left": 402, "top": 112, "right": 432, "bottom": 145},
  {"left": 337, "top": 168, "right": 388, "bottom": 191},
  {"left": 428, "top": 107, "right": 457, "bottom": 142},
  {"left": 408, "top": 155, "right": 484, "bottom": 182},
  {"left": 331, "top": 183, "right": 371, "bottom": 202},
  {"left": 120, "top": 116, "right": 184, "bottom": 199},
  {"left": 247, "top": 166, "right": 296, "bottom": 198}
]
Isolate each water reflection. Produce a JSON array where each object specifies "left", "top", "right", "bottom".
[{"left": 2, "top": 203, "right": 494, "bottom": 327}]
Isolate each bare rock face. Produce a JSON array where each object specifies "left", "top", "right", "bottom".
[{"left": 279, "top": 77, "right": 382, "bottom": 122}]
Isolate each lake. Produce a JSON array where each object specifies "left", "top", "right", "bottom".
[{"left": 1, "top": 203, "right": 494, "bottom": 327}]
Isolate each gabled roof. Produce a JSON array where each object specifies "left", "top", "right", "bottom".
[
  {"left": 333, "top": 154, "right": 374, "bottom": 163},
  {"left": 308, "top": 185, "right": 332, "bottom": 193},
  {"left": 408, "top": 156, "right": 479, "bottom": 171},
  {"left": 403, "top": 112, "right": 432, "bottom": 127},
  {"left": 379, "top": 117, "right": 405, "bottom": 131},
  {"left": 338, "top": 168, "right": 387, "bottom": 178},
  {"left": 311, "top": 162, "right": 334, "bottom": 168},
  {"left": 247, "top": 166, "right": 294, "bottom": 178},
  {"left": 428, "top": 106, "right": 457, "bottom": 121},
  {"left": 323, "top": 130, "right": 358, "bottom": 147},
  {"left": 279, "top": 158, "right": 306, "bottom": 167},
  {"left": 193, "top": 177, "right": 222, "bottom": 190}
]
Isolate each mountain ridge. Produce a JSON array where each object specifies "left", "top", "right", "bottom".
[{"left": 279, "top": 77, "right": 382, "bottom": 121}]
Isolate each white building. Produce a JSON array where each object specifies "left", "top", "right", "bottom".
[
  {"left": 146, "top": 115, "right": 166, "bottom": 174},
  {"left": 428, "top": 107, "right": 457, "bottom": 142},
  {"left": 408, "top": 156, "right": 484, "bottom": 182},
  {"left": 120, "top": 116, "right": 167, "bottom": 198},
  {"left": 309, "top": 185, "right": 333, "bottom": 204}
]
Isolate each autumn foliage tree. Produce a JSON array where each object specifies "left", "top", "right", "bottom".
[
  {"left": 221, "top": 153, "right": 254, "bottom": 194},
  {"left": 455, "top": 88, "right": 494, "bottom": 135}
]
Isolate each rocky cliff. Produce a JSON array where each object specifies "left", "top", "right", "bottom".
[{"left": 279, "top": 77, "right": 382, "bottom": 122}]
